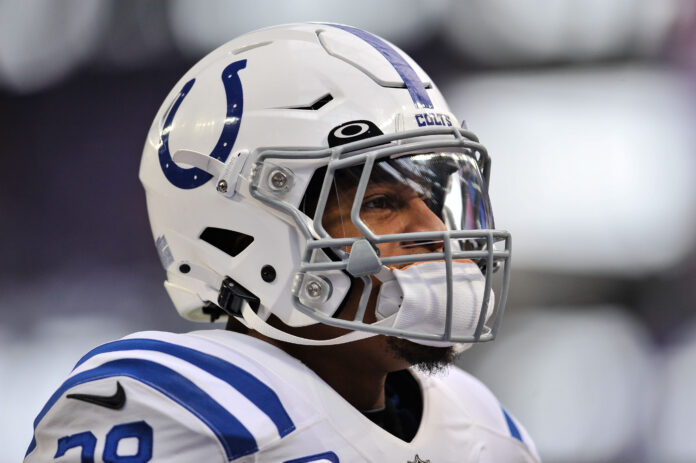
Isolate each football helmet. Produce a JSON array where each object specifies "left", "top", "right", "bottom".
[{"left": 140, "top": 23, "right": 510, "bottom": 346}]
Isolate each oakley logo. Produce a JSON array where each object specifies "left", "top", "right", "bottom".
[
  {"left": 328, "top": 120, "right": 383, "bottom": 147},
  {"left": 157, "top": 60, "right": 247, "bottom": 189},
  {"left": 415, "top": 112, "right": 452, "bottom": 127},
  {"left": 334, "top": 122, "right": 370, "bottom": 139}
]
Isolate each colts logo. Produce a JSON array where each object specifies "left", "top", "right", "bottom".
[
  {"left": 415, "top": 112, "right": 452, "bottom": 127},
  {"left": 158, "top": 59, "right": 247, "bottom": 189}
]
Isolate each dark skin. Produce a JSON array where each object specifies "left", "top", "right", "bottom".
[{"left": 244, "top": 177, "right": 453, "bottom": 411}]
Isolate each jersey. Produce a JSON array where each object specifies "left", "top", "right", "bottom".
[{"left": 25, "top": 329, "right": 540, "bottom": 462}]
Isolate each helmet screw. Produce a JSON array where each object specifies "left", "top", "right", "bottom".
[
  {"left": 216, "top": 180, "right": 228, "bottom": 193},
  {"left": 269, "top": 170, "right": 287, "bottom": 190},
  {"left": 306, "top": 281, "right": 322, "bottom": 298}
]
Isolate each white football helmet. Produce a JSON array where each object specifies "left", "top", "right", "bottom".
[{"left": 140, "top": 23, "right": 511, "bottom": 346}]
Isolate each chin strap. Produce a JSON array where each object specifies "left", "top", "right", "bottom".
[
  {"left": 240, "top": 304, "right": 378, "bottom": 346},
  {"left": 240, "top": 304, "right": 467, "bottom": 350}
]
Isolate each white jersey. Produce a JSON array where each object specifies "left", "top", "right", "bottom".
[{"left": 26, "top": 330, "right": 540, "bottom": 462}]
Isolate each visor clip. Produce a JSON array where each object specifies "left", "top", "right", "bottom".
[{"left": 172, "top": 149, "right": 249, "bottom": 198}]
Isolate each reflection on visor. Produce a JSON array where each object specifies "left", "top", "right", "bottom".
[{"left": 320, "top": 152, "right": 494, "bottom": 243}]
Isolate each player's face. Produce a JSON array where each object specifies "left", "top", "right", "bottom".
[
  {"left": 268, "top": 156, "right": 470, "bottom": 374},
  {"left": 319, "top": 157, "right": 455, "bottom": 372}
]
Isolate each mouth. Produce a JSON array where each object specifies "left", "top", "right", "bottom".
[
  {"left": 387, "top": 240, "right": 446, "bottom": 269},
  {"left": 395, "top": 239, "right": 445, "bottom": 250}
]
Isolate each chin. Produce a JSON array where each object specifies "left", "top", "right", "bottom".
[{"left": 386, "top": 337, "right": 459, "bottom": 375}]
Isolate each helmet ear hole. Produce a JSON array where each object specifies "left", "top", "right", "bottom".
[{"left": 199, "top": 227, "right": 254, "bottom": 257}]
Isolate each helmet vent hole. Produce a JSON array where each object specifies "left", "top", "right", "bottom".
[
  {"left": 286, "top": 93, "right": 333, "bottom": 111},
  {"left": 199, "top": 227, "right": 254, "bottom": 257},
  {"left": 307, "top": 93, "right": 333, "bottom": 110}
]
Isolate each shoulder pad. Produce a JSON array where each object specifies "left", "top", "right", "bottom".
[{"left": 424, "top": 366, "right": 540, "bottom": 460}]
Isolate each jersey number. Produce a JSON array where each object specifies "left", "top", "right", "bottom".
[{"left": 54, "top": 421, "right": 152, "bottom": 462}]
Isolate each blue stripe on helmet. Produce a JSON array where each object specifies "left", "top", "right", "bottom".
[
  {"left": 502, "top": 407, "right": 523, "bottom": 442},
  {"left": 327, "top": 24, "right": 433, "bottom": 109},
  {"left": 73, "top": 338, "right": 295, "bottom": 438},
  {"left": 28, "top": 358, "right": 257, "bottom": 461}
]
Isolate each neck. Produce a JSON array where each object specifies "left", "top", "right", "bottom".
[
  {"left": 292, "top": 344, "right": 388, "bottom": 411},
  {"left": 248, "top": 331, "right": 405, "bottom": 411}
]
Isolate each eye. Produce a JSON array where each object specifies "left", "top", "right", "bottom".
[{"left": 362, "top": 194, "right": 394, "bottom": 211}]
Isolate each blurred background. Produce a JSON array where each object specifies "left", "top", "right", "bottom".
[{"left": 2, "top": 0, "right": 696, "bottom": 461}]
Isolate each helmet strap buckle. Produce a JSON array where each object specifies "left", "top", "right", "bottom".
[{"left": 218, "top": 277, "right": 260, "bottom": 316}]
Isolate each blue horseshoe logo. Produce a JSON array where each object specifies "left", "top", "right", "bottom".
[{"left": 158, "top": 59, "right": 247, "bottom": 189}]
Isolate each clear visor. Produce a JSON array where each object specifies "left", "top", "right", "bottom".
[{"left": 321, "top": 152, "right": 494, "bottom": 250}]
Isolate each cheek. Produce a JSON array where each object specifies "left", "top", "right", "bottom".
[
  {"left": 376, "top": 241, "right": 401, "bottom": 257},
  {"left": 324, "top": 214, "right": 360, "bottom": 239},
  {"left": 363, "top": 214, "right": 407, "bottom": 236}
]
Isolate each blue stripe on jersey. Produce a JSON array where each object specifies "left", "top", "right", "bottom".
[
  {"left": 502, "top": 407, "right": 523, "bottom": 442},
  {"left": 28, "top": 358, "right": 257, "bottom": 461},
  {"left": 73, "top": 338, "right": 295, "bottom": 438},
  {"left": 327, "top": 23, "right": 434, "bottom": 109},
  {"left": 284, "top": 451, "right": 340, "bottom": 463}
]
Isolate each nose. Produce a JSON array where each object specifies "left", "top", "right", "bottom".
[
  {"left": 405, "top": 197, "right": 446, "bottom": 232},
  {"left": 401, "top": 197, "right": 446, "bottom": 252}
]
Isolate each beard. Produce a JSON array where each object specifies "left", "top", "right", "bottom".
[{"left": 386, "top": 337, "right": 460, "bottom": 375}]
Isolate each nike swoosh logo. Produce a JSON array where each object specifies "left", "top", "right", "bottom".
[{"left": 67, "top": 381, "right": 126, "bottom": 410}]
